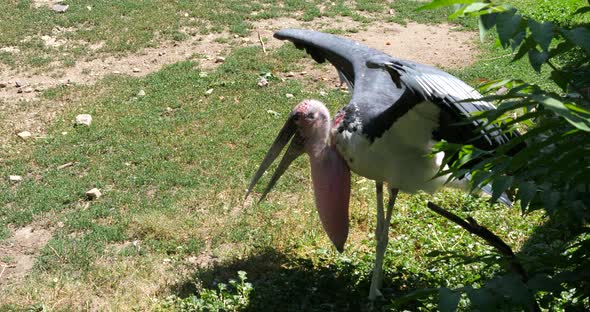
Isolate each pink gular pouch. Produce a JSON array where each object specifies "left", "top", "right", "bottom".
[{"left": 246, "top": 99, "right": 351, "bottom": 252}]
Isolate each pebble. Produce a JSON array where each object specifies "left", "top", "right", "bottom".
[
  {"left": 22, "top": 87, "right": 34, "bottom": 93},
  {"left": 205, "top": 88, "right": 214, "bottom": 96},
  {"left": 0, "top": 82, "right": 6, "bottom": 88},
  {"left": 75, "top": 114, "right": 92, "bottom": 126},
  {"left": 17, "top": 131, "right": 32, "bottom": 140},
  {"left": 286, "top": 72, "right": 295, "bottom": 77},
  {"left": 85, "top": 188, "right": 102, "bottom": 200},
  {"left": 285, "top": 93, "right": 294, "bottom": 98},
  {"left": 15, "top": 81, "right": 23, "bottom": 88},
  {"left": 9, "top": 175, "right": 23, "bottom": 183},
  {"left": 257, "top": 77, "right": 268, "bottom": 87},
  {"left": 52, "top": 4, "right": 69, "bottom": 13},
  {"left": 215, "top": 56, "right": 225, "bottom": 63},
  {"left": 319, "top": 91, "right": 328, "bottom": 97},
  {"left": 137, "top": 89, "right": 146, "bottom": 97},
  {"left": 132, "top": 68, "right": 140, "bottom": 73}
]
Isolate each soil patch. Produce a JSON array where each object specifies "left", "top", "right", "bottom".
[
  {"left": 0, "top": 226, "right": 53, "bottom": 286},
  {"left": 0, "top": 16, "right": 477, "bottom": 148}
]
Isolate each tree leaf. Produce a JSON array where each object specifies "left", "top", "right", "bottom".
[
  {"left": 511, "top": 29, "right": 526, "bottom": 50},
  {"left": 496, "top": 9, "right": 521, "bottom": 48},
  {"left": 439, "top": 288, "right": 461, "bottom": 312},
  {"left": 528, "top": 49, "right": 548, "bottom": 72},
  {"left": 512, "top": 36, "right": 535, "bottom": 62},
  {"left": 467, "top": 288, "right": 497, "bottom": 312},
  {"left": 560, "top": 26, "right": 590, "bottom": 54},
  {"left": 463, "top": 2, "right": 490, "bottom": 14},
  {"left": 532, "top": 94, "right": 590, "bottom": 131},
  {"left": 478, "top": 13, "right": 497, "bottom": 41},
  {"left": 528, "top": 20, "right": 553, "bottom": 52},
  {"left": 550, "top": 70, "right": 573, "bottom": 92},
  {"left": 549, "top": 41, "right": 574, "bottom": 58},
  {"left": 491, "top": 176, "right": 514, "bottom": 203},
  {"left": 527, "top": 273, "right": 565, "bottom": 293},
  {"left": 417, "top": 0, "right": 476, "bottom": 11},
  {"left": 517, "top": 181, "right": 537, "bottom": 210}
]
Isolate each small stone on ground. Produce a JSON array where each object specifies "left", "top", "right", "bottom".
[
  {"left": 52, "top": 4, "right": 69, "bottom": 13},
  {"left": 75, "top": 114, "right": 92, "bottom": 126},
  {"left": 17, "top": 131, "right": 32, "bottom": 139},
  {"left": 85, "top": 188, "right": 102, "bottom": 200},
  {"left": 257, "top": 77, "right": 268, "bottom": 87},
  {"left": 9, "top": 175, "right": 23, "bottom": 183}
]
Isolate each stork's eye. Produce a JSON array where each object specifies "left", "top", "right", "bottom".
[{"left": 305, "top": 112, "right": 315, "bottom": 120}]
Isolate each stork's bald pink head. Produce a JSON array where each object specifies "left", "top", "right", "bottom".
[
  {"left": 291, "top": 99, "right": 331, "bottom": 156},
  {"left": 247, "top": 99, "right": 351, "bottom": 252}
]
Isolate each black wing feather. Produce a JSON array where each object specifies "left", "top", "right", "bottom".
[{"left": 274, "top": 29, "right": 519, "bottom": 151}]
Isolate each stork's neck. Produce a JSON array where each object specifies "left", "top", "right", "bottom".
[{"left": 304, "top": 118, "right": 332, "bottom": 161}]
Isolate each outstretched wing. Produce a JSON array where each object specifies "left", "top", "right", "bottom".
[
  {"left": 274, "top": 29, "right": 390, "bottom": 91},
  {"left": 274, "top": 29, "right": 517, "bottom": 151},
  {"left": 368, "top": 57, "right": 519, "bottom": 149}
]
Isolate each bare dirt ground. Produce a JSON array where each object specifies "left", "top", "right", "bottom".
[
  {"left": 0, "top": 226, "right": 53, "bottom": 285},
  {"left": 0, "top": 16, "right": 477, "bottom": 284},
  {"left": 0, "top": 17, "right": 476, "bottom": 103},
  {"left": 1, "top": 17, "right": 476, "bottom": 147}
]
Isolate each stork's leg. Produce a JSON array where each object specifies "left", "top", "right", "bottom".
[
  {"left": 369, "top": 182, "right": 385, "bottom": 300},
  {"left": 378, "top": 188, "right": 398, "bottom": 289},
  {"left": 369, "top": 185, "right": 399, "bottom": 300}
]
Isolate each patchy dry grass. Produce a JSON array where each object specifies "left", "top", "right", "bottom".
[{"left": 0, "top": 1, "right": 562, "bottom": 311}]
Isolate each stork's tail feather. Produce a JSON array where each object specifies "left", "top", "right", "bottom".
[{"left": 464, "top": 173, "right": 513, "bottom": 207}]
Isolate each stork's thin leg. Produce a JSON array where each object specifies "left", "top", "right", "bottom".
[
  {"left": 369, "top": 186, "right": 399, "bottom": 300},
  {"left": 369, "top": 182, "right": 385, "bottom": 300},
  {"left": 376, "top": 188, "right": 398, "bottom": 289}
]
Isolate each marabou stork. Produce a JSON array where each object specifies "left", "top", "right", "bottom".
[{"left": 246, "top": 29, "right": 517, "bottom": 300}]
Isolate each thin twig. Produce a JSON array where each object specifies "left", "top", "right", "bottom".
[
  {"left": 427, "top": 202, "right": 526, "bottom": 277},
  {"left": 480, "top": 53, "right": 515, "bottom": 61},
  {"left": 48, "top": 245, "right": 64, "bottom": 263},
  {"left": 426, "top": 201, "right": 540, "bottom": 312},
  {"left": 0, "top": 265, "right": 6, "bottom": 280},
  {"left": 257, "top": 31, "right": 267, "bottom": 54},
  {"left": 57, "top": 162, "right": 75, "bottom": 170}
]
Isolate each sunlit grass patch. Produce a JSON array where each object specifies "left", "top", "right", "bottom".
[{"left": 0, "top": 2, "right": 567, "bottom": 309}]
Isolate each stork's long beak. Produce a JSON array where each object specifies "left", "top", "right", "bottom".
[
  {"left": 246, "top": 111, "right": 351, "bottom": 253},
  {"left": 246, "top": 116, "right": 305, "bottom": 202}
]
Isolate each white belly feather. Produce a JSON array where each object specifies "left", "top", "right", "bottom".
[{"left": 335, "top": 101, "right": 451, "bottom": 193}]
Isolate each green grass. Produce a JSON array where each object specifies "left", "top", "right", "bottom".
[
  {"left": 388, "top": 0, "right": 476, "bottom": 28},
  {"left": 0, "top": 43, "right": 552, "bottom": 310},
  {"left": 0, "top": 0, "right": 379, "bottom": 70},
  {"left": 509, "top": 0, "right": 590, "bottom": 26},
  {"left": 1, "top": 0, "right": 583, "bottom": 310}
]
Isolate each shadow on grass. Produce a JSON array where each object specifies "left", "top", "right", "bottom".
[{"left": 170, "top": 248, "right": 434, "bottom": 311}]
